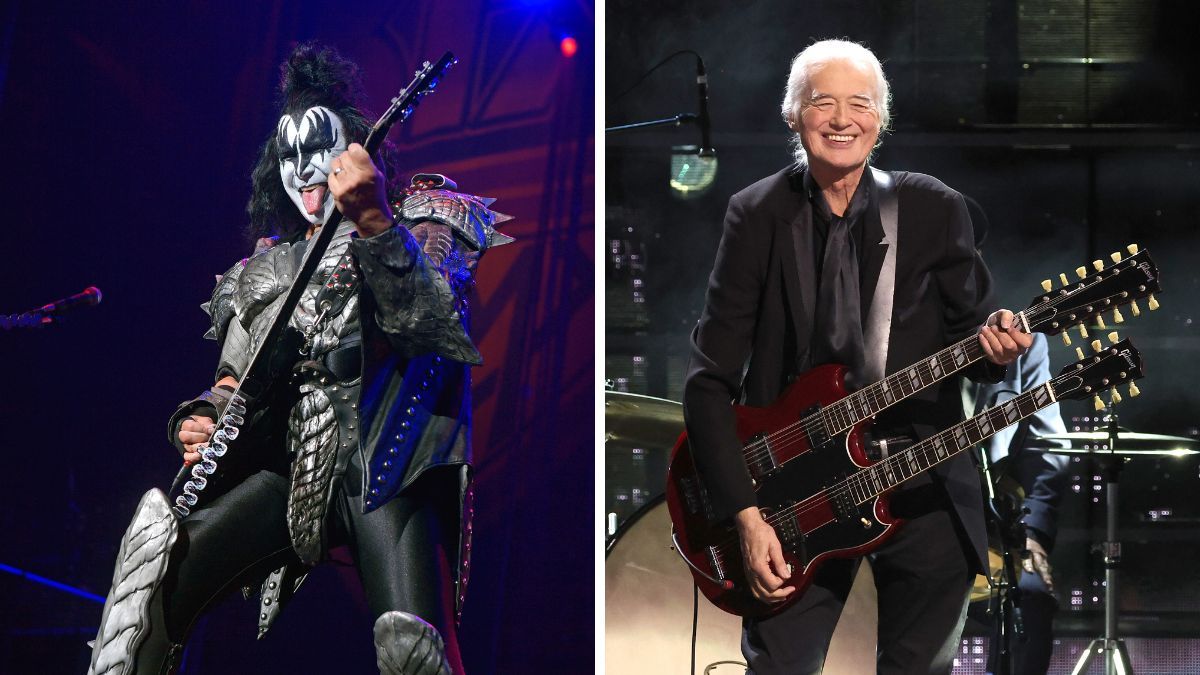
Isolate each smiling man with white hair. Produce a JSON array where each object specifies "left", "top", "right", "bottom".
[{"left": 682, "top": 39, "right": 1031, "bottom": 673}]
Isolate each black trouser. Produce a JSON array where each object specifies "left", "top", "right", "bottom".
[
  {"left": 148, "top": 455, "right": 462, "bottom": 673},
  {"left": 742, "top": 506, "right": 975, "bottom": 674}
]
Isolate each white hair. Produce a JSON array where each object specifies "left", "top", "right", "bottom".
[{"left": 780, "top": 39, "right": 891, "bottom": 164}]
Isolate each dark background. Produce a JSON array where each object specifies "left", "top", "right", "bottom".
[
  {"left": 606, "top": 0, "right": 1200, "bottom": 671},
  {"left": 0, "top": 0, "right": 593, "bottom": 672}
]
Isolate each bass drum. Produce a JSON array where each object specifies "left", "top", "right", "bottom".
[{"left": 605, "top": 496, "right": 744, "bottom": 674}]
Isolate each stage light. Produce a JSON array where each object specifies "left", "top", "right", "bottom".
[
  {"left": 560, "top": 36, "right": 577, "bottom": 58},
  {"left": 670, "top": 145, "right": 718, "bottom": 198}
]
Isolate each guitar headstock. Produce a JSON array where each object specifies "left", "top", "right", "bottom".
[
  {"left": 363, "top": 51, "right": 457, "bottom": 154},
  {"left": 1023, "top": 245, "right": 1161, "bottom": 340},
  {"left": 1051, "top": 337, "right": 1144, "bottom": 409}
]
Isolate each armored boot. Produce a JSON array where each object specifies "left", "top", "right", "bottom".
[
  {"left": 373, "top": 611, "right": 452, "bottom": 675},
  {"left": 87, "top": 489, "right": 184, "bottom": 675}
]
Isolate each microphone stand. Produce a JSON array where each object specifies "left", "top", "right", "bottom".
[
  {"left": 977, "top": 447, "right": 1026, "bottom": 675},
  {"left": 605, "top": 113, "right": 698, "bottom": 134}
]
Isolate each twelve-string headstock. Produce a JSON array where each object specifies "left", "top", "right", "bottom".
[{"left": 1027, "top": 244, "right": 1161, "bottom": 343}]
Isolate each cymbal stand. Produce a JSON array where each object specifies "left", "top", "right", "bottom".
[{"left": 1070, "top": 411, "right": 1135, "bottom": 675}]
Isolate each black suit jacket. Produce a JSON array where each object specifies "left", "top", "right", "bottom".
[{"left": 682, "top": 164, "right": 1001, "bottom": 573}]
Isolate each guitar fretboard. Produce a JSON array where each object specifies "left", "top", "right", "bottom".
[
  {"left": 845, "top": 382, "right": 1055, "bottom": 504},
  {"left": 817, "top": 330, "right": 995, "bottom": 435}
]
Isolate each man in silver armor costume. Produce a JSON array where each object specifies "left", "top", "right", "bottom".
[{"left": 87, "top": 44, "right": 510, "bottom": 675}]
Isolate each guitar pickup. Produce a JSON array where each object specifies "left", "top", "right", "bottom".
[
  {"left": 773, "top": 506, "right": 809, "bottom": 564},
  {"left": 831, "top": 487, "right": 858, "bottom": 522},
  {"left": 804, "top": 404, "right": 829, "bottom": 447},
  {"left": 746, "top": 433, "right": 779, "bottom": 480}
]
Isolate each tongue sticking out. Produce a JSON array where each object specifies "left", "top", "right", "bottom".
[{"left": 302, "top": 184, "right": 328, "bottom": 216}]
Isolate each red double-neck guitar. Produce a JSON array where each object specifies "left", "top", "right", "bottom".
[{"left": 666, "top": 247, "right": 1160, "bottom": 617}]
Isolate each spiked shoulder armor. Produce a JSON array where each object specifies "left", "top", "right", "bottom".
[{"left": 393, "top": 174, "right": 514, "bottom": 252}]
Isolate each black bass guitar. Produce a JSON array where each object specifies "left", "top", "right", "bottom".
[{"left": 169, "top": 53, "right": 457, "bottom": 517}]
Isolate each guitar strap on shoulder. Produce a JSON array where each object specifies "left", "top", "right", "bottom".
[{"left": 863, "top": 167, "right": 898, "bottom": 383}]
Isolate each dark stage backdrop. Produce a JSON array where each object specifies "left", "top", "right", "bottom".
[
  {"left": 606, "top": 0, "right": 1200, "bottom": 667},
  {"left": 0, "top": 1, "right": 593, "bottom": 673}
]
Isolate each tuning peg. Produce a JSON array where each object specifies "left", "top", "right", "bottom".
[
  {"left": 1076, "top": 266, "right": 1088, "bottom": 280},
  {"left": 1091, "top": 339, "right": 1102, "bottom": 353},
  {"left": 1148, "top": 294, "right": 1160, "bottom": 310},
  {"left": 1093, "top": 260, "right": 1104, "bottom": 272},
  {"left": 1129, "top": 382, "right": 1141, "bottom": 398},
  {"left": 1108, "top": 331, "right": 1119, "bottom": 344},
  {"left": 1062, "top": 332, "right": 1072, "bottom": 346},
  {"left": 1079, "top": 324, "right": 1090, "bottom": 339},
  {"left": 1111, "top": 388, "right": 1123, "bottom": 405},
  {"left": 1059, "top": 273, "right": 1070, "bottom": 287},
  {"left": 1127, "top": 244, "right": 1139, "bottom": 255},
  {"left": 1041, "top": 279, "right": 1053, "bottom": 293},
  {"left": 1076, "top": 347, "right": 1086, "bottom": 360},
  {"left": 1113, "top": 307, "right": 1124, "bottom": 324},
  {"left": 1130, "top": 300, "right": 1141, "bottom": 317},
  {"left": 1097, "top": 315, "right": 1107, "bottom": 329},
  {"left": 1110, "top": 251, "right": 1123, "bottom": 263},
  {"left": 1093, "top": 395, "right": 1105, "bottom": 411}
]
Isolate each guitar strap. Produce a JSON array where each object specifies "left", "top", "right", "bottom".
[{"left": 863, "top": 168, "right": 897, "bottom": 384}]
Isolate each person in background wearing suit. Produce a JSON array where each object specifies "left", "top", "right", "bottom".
[{"left": 682, "top": 39, "right": 1032, "bottom": 674}]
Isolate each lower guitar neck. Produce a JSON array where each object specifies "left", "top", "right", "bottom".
[{"left": 845, "top": 381, "right": 1054, "bottom": 504}]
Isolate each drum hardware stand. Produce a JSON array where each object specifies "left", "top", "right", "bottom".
[
  {"left": 977, "top": 448, "right": 1027, "bottom": 675},
  {"left": 1070, "top": 410, "right": 1135, "bottom": 675}
]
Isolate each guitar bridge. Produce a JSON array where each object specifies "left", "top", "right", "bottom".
[{"left": 706, "top": 545, "right": 727, "bottom": 581}]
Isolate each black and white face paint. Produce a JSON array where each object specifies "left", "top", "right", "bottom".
[{"left": 276, "top": 106, "right": 348, "bottom": 225}]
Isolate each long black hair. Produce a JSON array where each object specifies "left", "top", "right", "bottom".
[{"left": 246, "top": 42, "right": 400, "bottom": 242}]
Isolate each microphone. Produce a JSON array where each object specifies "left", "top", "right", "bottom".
[
  {"left": 696, "top": 57, "right": 715, "bottom": 158},
  {"left": 37, "top": 286, "right": 103, "bottom": 314}
]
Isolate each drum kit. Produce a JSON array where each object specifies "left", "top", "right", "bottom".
[{"left": 604, "top": 389, "right": 1200, "bottom": 675}]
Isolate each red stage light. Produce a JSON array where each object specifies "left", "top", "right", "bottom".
[{"left": 560, "top": 37, "right": 577, "bottom": 58}]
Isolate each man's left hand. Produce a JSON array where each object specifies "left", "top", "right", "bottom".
[
  {"left": 978, "top": 309, "right": 1033, "bottom": 366},
  {"left": 329, "top": 143, "right": 393, "bottom": 237},
  {"left": 1023, "top": 536, "right": 1055, "bottom": 592}
]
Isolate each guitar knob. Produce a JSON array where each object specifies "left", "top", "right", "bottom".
[
  {"left": 1110, "top": 251, "right": 1123, "bottom": 263},
  {"left": 1108, "top": 332, "right": 1119, "bottom": 344},
  {"left": 1131, "top": 300, "right": 1141, "bottom": 317},
  {"left": 1129, "top": 382, "right": 1141, "bottom": 397},
  {"left": 1113, "top": 307, "right": 1124, "bottom": 324},
  {"left": 860, "top": 517, "right": 872, "bottom": 529},
  {"left": 1149, "top": 294, "right": 1160, "bottom": 311},
  {"left": 1092, "top": 259, "right": 1104, "bottom": 272},
  {"left": 1041, "top": 279, "right": 1053, "bottom": 293},
  {"left": 1127, "top": 243, "right": 1139, "bottom": 255},
  {"left": 1076, "top": 266, "right": 1088, "bottom": 280},
  {"left": 1061, "top": 332, "right": 1072, "bottom": 346}
]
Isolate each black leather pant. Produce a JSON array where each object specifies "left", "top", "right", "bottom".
[{"left": 143, "top": 454, "right": 462, "bottom": 673}]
